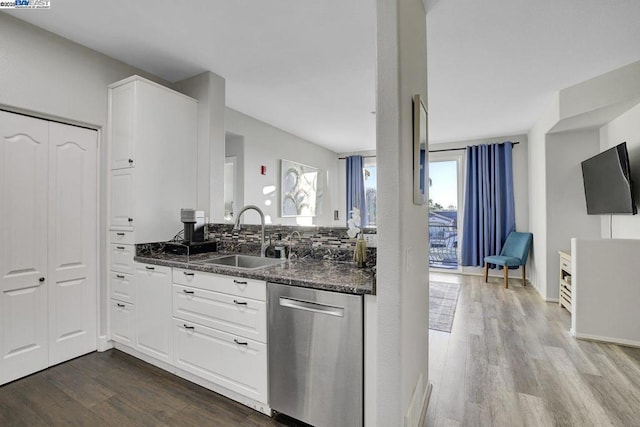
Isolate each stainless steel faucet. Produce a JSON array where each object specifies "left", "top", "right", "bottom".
[
  {"left": 233, "top": 205, "right": 267, "bottom": 257},
  {"left": 286, "top": 230, "right": 303, "bottom": 260}
]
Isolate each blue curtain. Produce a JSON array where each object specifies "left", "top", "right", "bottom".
[
  {"left": 346, "top": 155, "right": 367, "bottom": 227},
  {"left": 461, "top": 142, "right": 516, "bottom": 266}
]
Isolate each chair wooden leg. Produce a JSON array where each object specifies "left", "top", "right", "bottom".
[
  {"left": 522, "top": 264, "right": 526, "bottom": 286},
  {"left": 484, "top": 263, "right": 489, "bottom": 283},
  {"left": 504, "top": 266, "right": 509, "bottom": 289}
]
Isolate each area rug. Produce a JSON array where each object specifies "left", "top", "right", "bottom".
[{"left": 429, "top": 281, "right": 461, "bottom": 333}]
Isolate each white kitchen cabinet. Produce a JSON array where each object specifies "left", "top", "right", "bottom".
[
  {"left": 174, "top": 319, "right": 268, "bottom": 405},
  {"left": 136, "top": 263, "right": 173, "bottom": 363},
  {"left": 110, "top": 300, "right": 135, "bottom": 346},
  {"left": 110, "top": 271, "right": 135, "bottom": 304},
  {"left": 108, "top": 76, "right": 197, "bottom": 243},
  {"left": 110, "top": 168, "right": 135, "bottom": 230},
  {"left": 110, "top": 244, "right": 136, "bottom": 275},
  {"left": 173, "top": 268, "right": 267, "bottom": 301},
  {"left": 0, "top": 111, "right": 97, "bottom": 385},
  {"left": 172, "top": 268, "right": 268, "bottom": 405},
  {"left": 173, "top": 284, "right": 267, "bottom": 343}
]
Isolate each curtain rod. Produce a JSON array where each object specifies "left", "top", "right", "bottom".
[
  {"left": 338, "top": 141, "right": 520, "bottom": 159},
  {"left": 429, "top": 141, "right": 520, "bottom": 154}
]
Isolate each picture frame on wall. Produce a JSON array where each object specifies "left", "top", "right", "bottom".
[
  {"left": 413, "top": 94, "right": 428, "bottom": 205},
  {"left": 280, "top": 159, "right": 322, "bottom": 217}
]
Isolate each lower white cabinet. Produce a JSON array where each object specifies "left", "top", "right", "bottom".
[
  {"left": 135, "top": 263, "right": 172, "bottom": 363},
  {"left": 174, "top": 320, "right": 268, "bottom": 404},
  {"left": 110, "top": 300, "right": 135, "bottom": 346},
  {"left": 173, "top": 284, "right": 267, "bottom": 342},
  {"left": 109, "top": 262, "right": 269, "bottom": 410}
]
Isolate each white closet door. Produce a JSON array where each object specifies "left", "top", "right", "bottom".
[
  {"left": 47, "top": 123, "right": 98, "bottom": 365},
  {"left": 0, "top": 111, "right": 49, "bottom": 385}
]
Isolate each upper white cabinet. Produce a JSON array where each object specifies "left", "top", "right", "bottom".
[{"left": 108, "top": 76, "right": 198, "bottom": 243}]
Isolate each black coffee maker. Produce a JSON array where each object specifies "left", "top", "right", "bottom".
[{"left": 180, "top": 208, "right": 205, "bottom": 243}]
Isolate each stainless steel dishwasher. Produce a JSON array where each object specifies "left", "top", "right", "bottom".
[{"left": 268, "top": 282, "right": 363, "bottom": 427}]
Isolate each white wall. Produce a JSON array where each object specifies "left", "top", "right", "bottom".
[
  {"left": 572, "top": 238, "right": 640, "bottom": 346},
  {"left": 599, "top": 102, "right": 640, "bottom": 238},
  {"left": 376, "top": 0, "right": 429, "bottom": 425},
  {"left": 175, "top": 71, "right": 226, "bottom": 221},
  {"left": 527, "top": 97, "right": 559, "bottom": 299},
  {"left": 0, "top": 14, "right": 171, "bottom": 339},
  {"left": 545, "top": 130, "right": 601, "bottom": 301},
  {"left": 225, "top": 107, "right": 341, "bottom": 227}
]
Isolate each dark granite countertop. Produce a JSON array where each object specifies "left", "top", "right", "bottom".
[{"left": 134, "top": 252, "right": 376, "bottom": 295}]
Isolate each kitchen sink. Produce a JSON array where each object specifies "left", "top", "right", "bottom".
[{"left": 193, "top": 254, "right": 285, "bottom": 270}]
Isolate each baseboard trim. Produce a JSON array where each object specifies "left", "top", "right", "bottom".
[
  {"left": 418, "top": 383, "right": 433, "bottom": 427},
  {"left": 573, "top": 332, "right": 640, "bottom": 348},
  {"left": 97, "top": 335, "right": 113, "bottom": 352}
]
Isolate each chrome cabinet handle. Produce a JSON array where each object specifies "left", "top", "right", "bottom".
[
  {"left": 145, "top": 266, "right": 155, "bottom": 270},
  {"left": 128, "top": 217, "right": 133, "bottom": 222},
  {"left": 233, "top": 299, "right": 247, "bottom": 305},
  {"left": 39, "top": 277, "right": 45, "bottom": 282},
  {"left": 183, "top": 272, "right": 195, "bottom": 276},
  {"left": 117, "top": 303, "right": 125, "bottom": 308},
  {"left": 183, "top": 324, "right": 195, "bottom": 330},
  {"left": 115, "top": 274, "right": 125, "bottom": 279},
  {"left": 233, "top": 279, "right": 248, "bottom": 285},
  {"left": 116, "top": 232, "right": 125, "bottom": 236},
  {"left": 183, "top": 289, "right": 194, "bottom": 295},
  {"left": 116, "top": 246, "right": 125, "bottom": 250},
  {"left": 128, "top": 158, "right": 133, "bottom": 164},
  {"left": 234, "top": 339, "right": 248, "bottom": 346}
]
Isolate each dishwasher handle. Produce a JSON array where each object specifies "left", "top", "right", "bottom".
[{"left": 279, "top": 297, "right": 344, "bottom": 317}]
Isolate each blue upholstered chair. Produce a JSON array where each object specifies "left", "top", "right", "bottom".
[{"left": 484, "top": 232, "right": 533, "bottom": 289}]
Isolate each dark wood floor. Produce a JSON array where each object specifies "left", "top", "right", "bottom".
[
  {"left": 0, "top": 349, "right": 299, "bottom": 427},
  {"left": 426, "top": 272, "right": 640, "bottom": 426}
]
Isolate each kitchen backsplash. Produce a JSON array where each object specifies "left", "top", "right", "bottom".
[{"left": 207, "top": 223, "right": 377, "bottom": 266}]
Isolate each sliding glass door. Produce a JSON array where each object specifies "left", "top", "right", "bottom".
[{"left": 428, "top": 154, "right": 462, "bottom": 270}]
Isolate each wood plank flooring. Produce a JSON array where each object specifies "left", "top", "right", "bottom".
[
  {"left": 0, "top": 349, "right": 303, "bottom": 427},
  {"left": 426, "top": 272, "right": 640, "bottom": 427},
  {"left": 4, "top": 272, "right": 640, "bottom": 426}
]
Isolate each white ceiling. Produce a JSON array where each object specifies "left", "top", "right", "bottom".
[{"left": 6, "top": 0, "right": 640, "bottom": 151}]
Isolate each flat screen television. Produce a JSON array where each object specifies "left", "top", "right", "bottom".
[{"left": 581, "top": 142, "right": 637, "bottom": 215}]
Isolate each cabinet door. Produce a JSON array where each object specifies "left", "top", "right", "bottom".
[
  {"left": 136, "top": 264, "right": 172, "bottom": 362},
  {"left": 48, "top": 123, "right": 98, "bottom": 365},
  {"left": 174, "top": 320, "right": 268, "bottom": 404},
  {"left": 110, "top": 169, "right": 134, "bottom": 230},
  {"left": 110, "top": 82, "right": 136, "bottom": 170},
  {"left": 110, "top": 300, "right": 135, "bottom": 346},
  {"left": 0, "top": 111, "right": 49, "bottom": 385}
]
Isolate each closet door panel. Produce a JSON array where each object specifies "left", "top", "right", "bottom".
[
  {"left": 0, "top": 111, "right": 49, "bottom": 385},
  {"left": 48, "top": 122, "right": 98, "bottom": 365}
]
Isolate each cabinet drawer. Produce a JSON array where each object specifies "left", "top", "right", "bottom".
[
  {"left": 109, "top": 230, "right": 135, "bottom": 245},
  {"left": 174, "top": 320, "right": 267, "bottom": 404},
  {"left": 173, "top": 269, "right": 266, "bottom": 301},
  {"left": 110, "top": 271, "right": 135, "bottom": 303},
  {"left": 110, "top": 300, "right": 135, "bottom": 346},
  {"left": 110, "top": 244, "right": 135, "bottom": 274},
  {"left": 560, "top": 258, "right": 571, "bottom": 272},
  {"left": 173, "top": 285, "right": 267, "bottom": 343}
]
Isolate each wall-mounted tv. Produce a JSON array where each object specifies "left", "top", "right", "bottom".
[{"left": 581, "top": 142, "right": 637, "bottom": 215}]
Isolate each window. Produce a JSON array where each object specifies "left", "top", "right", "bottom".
[{"left": 364, "top": 159, "right": 377, "bottom": 227}]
